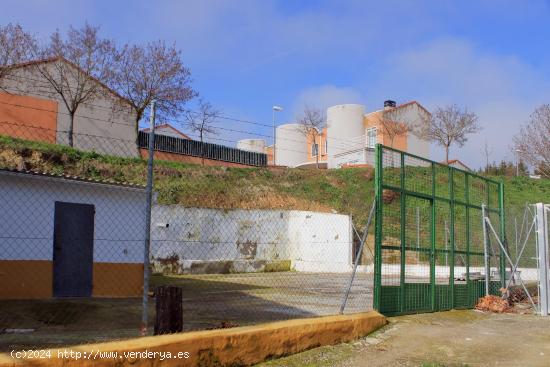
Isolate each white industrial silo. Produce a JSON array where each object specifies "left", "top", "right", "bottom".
[
  {"left": 237, "top": 139, "right": 266, "bottom": 153},
  {"left": 275, "top": 123, "right": 308, "bottom": 167},
  {"left": 326, "top": 104, "right": 365, "bottom": 168}
]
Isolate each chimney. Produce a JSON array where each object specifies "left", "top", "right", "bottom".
[{"left": 384, "top": 100, "right": 396, "bottom": 110}]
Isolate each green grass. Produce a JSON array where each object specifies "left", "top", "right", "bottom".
[
  {"left": 1, "top": 135, "right": 548, "bottom": 228},
  {"left": 0, "top": 135, "right": 375, "bottom": 224}
]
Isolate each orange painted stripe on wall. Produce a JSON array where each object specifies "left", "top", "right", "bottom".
[
  {"left": 0, "top": 260, "right": 143, "bottom": 299},
  {"left": 0, "top": 92, "right": 58, "bottom": 143}
]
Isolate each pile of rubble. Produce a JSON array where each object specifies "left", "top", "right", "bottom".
[
  {"left": 475, "top": 285, "right": 538, "bottom": 314},
  {"left": 475, "top": 295, "right": 511, "bottom": 313}
]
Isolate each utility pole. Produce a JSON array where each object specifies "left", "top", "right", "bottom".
[{"left": 141, "top": 100, "right": 156, "bottom": 336}]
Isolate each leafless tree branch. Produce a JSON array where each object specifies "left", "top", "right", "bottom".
[
  {"left": 184, "top": 98, "right": 221, "bottom": 165},
  {"left": 297, "top": 105, "right": 325, "bottom": 169},
  {"left": 30, "top": 23, "right": 116, "bottom": 147},
  {"left": 0, "top": 23, "right": 36, "bottom": 87},
  {"left": 109, "top": 40, "right": 197, "bottom": 136},
  {"left": 416, "top": 104, "right": 481, "bottom": 163},
  {"left": 513, "top": 104, "right": 550, "bottom": 178}
]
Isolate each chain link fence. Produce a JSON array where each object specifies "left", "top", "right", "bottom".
[
  {"left": 0, "top": 119, "right": 374, "bottom": 351},
  {"left": 495, "top": 203, "right": 550, "bottom": 314}
]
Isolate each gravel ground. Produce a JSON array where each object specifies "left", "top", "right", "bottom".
[{"left": 258, "top": 310, "right": 550, "bottom": 367}]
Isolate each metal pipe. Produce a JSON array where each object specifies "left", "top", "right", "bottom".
[
  {"left": 444, "top": 220, "right": 448, "bottom": 268},
  {"left": 416, "top": 207, "right": 420, "bottom": 250},
  {"left": 141, "top": 100, "right": 156, "bottom": 336},
  {"left": 536, "top": 203, "right": 549, "bottom": 316},
  {"left": 340, "top": 199, "right": 376, "bottom": 314},
  {"left": 482, "top": 204, "right": 490, "bottom": 296}
]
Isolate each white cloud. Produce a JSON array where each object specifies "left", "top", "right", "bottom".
[
  {"left": 292, "top": 85, "right": 363, "bottom": 118},
  {"left": 366, "top": 37, "right": 550, "bottom": 169}
]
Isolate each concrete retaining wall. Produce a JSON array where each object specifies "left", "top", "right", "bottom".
[{"left": 151, "top": 206, "right": 353, "bottom": 274}]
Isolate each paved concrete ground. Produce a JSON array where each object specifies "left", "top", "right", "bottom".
[
  {"left": 0, "top": 272, "right": 373, "bottom": 350},
  {"left": 258, "top": 310, "right": 550, "bottom": 367}
]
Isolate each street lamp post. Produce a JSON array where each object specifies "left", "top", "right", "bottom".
[{"left": 272, "top": 105, "right": 283, "bottom": 165}]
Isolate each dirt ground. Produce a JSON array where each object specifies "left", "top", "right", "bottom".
[
  {"left": 0, "top": 272, "right": 372, "bottom": 351},
  {"left": 258, "top": 310, "right": 550, "bottom": 367}
]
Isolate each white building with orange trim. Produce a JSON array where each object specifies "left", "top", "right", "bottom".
[
  {"left": 265, "top": 100, "right": 431, "bottom": 168},
  {"left": 0, "top": 169, "right": 146, "bottom": 299}
]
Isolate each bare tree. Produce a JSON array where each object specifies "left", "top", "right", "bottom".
[
  {"left": 482, "top": 139, "right": 493, "bottom": 173},
  {"left": 416, "top": 104, "right": 481, "bottom": 163},
  {"left": 32, "top": 23, "right": 115, "bottom": 147},
  {"left": 297, "top": 105, "right": 325, "bottom": 169},
  {"left": 514, "top": 104, "right": 550, "bottom": 178},
  {"left": 0, "top": 23, "right": 36, "bottom": 86},
  {"left": 185, "top": 99, "right": 221, "bottom": 165},
  {"left": 109, "top": 40, "right": 197, "bottom": 137},
  {"left": 379, "top": 108, "right": 410, "bottom": 150}
]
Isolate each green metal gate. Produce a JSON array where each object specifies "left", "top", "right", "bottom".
[{"left": 373, "top": 144, "right": 505, "bottom": 316}]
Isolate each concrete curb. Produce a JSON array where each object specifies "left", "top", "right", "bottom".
[{"left": 0, "top": 311, "right": 386, "bottom": 366}]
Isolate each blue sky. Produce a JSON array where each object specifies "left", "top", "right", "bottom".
[{"left": 2, "top": 0, "right": 550, "bottom": 169}]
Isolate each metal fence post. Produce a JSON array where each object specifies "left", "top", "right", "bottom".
[
  {"left": 141, "top": 100, "right": 156, "bottom": 336},
  {"left": 536, "top": 203, "right": 549, "bottom": 316},
  {"left": 499, "top": 182, "right": 507, "bottom": 288},
  {"left": 399, "top": 152, "right": 405, "bottom": 314},
  {"left": 373, "top": 144, "right": 383, "bottom": 311},
  {"left": 482, "top": 204, "right": 490, "bottom": 296},
  {"left": 340, "top": 199, "right": 376, "bottom": 314}
]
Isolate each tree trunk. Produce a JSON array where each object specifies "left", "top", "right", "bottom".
[
  {"left": 316, "top": 134, "right": 319, "bottom": 169},
  {"left": 445, "top": 146, "right": 450, "bottom": 164},
  {"left": 134, "top": 113, "right": 143, "bottom": 157},
  {"left": 200, "top": 131, "right": 205, "bottom": 166},
  {"left": 68, "top": 112, "right": 74, "bottom": 147}
]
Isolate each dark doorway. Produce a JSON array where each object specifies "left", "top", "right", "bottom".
[{"left": 53, "top": 201, "right": 95, "bottom": 297}]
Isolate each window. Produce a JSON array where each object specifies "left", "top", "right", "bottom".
[
  {"left": 325, "top": 140, "right": 328, "bottom": 155},
  {"left": 366, "top": 127, "right": 377, "bottom": 149},
  {"left": 312, "top": 143, "right": 319, "bottom": 157}
]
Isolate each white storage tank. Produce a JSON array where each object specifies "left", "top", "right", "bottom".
[
  {"left": 237, "top": 139, "right": 266, "bottom": 153},
  {"left": 275, "top": 123, "right": 308, "bottom": 167},
  {"left": 326, "top": 104, "right": 365, "bottom": 168}
]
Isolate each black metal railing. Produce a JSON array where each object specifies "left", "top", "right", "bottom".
[{"left": 138, "top": 131, "right": 267, "bottom": 167}]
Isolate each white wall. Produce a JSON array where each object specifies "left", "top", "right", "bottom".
[
  {"left": 151, "top": 206, "right": 353, "bottom": 273},
  {"left": 327, "top": 104, "right": 365, "bottom": 169},
  {"left": 0, "top": 172, "right": 147, "bottom": 264},
  {"left": 389, "top": 103, "right": 430, "bottom": 159},
  {"left": 275, "top": 124, "right": 308, "bottom": 167}
]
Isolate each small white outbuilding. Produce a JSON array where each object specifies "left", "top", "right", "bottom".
[{"left": 0, "top": 169, "right": 147, "bottom": 299}]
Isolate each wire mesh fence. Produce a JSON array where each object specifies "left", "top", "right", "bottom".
[
  {"left": 374, "top": 144, "right": 505, "bottom": 316},
  {"left": 491, "top": 203, "right": 550, "bottom": 314},
  {"left": 0, "top": 120, "right": 374, "bottom": 351}
]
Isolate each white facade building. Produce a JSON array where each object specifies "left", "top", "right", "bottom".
[{"left": 0, "top": 169, "right": 147, "bottom": 299}]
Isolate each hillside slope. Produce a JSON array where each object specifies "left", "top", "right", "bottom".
[
  {"left": 0, "top": 136, "right": 548, "bottom": 225},
  {"left": 0, "top": 136, "right": 375, "bottom": 223}
]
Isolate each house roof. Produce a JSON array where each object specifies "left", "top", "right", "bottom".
[
  {"left": 365, "top": 100, "right": 431, "bottom": 118},
  {"left": 142, "top": 123, "right": 191, "bottom": 139},
  {"left": 0, "top": 168, "right": 146, "bottom": 190},
  {"left": 1, "top": 57, "right": 134, "bottom": 108}
]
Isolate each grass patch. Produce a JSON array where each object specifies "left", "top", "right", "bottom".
[{"left": 1, "top": 135, "right": 548, "bottom": 228}]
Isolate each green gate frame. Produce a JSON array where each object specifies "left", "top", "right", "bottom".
[{"left": 373, "top": 144, "right": 506, "bottom": 316}]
